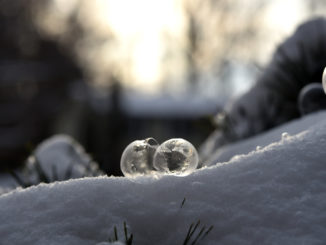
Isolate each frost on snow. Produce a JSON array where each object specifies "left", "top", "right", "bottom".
[{"left": 1, "top": 111, "right": 326, "bottom": 244}]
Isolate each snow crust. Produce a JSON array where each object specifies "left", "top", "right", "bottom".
[
  {"left": 1, "top": 112, "right": 326, "bottom": 244},
  {"left": 206, "top": 111, "right": 326, "bottom": 165}
]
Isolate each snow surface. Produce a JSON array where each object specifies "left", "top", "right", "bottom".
[
  {"left": 205, "top": 111, "right": 326, "bottom": 165},
  {"left": 1, "top": 111, "right": 326, "bottom": 244}
]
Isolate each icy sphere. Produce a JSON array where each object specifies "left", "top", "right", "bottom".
[
  {"left": 323, "top": 67, "right": 326, "bottom": 94},
  {"left": 120, "top": 138, "right": 159, "bottom": 177},
  {"left": 153, "top": 138, "right": 198, "bottom": 176},
  {"left": 298, "top": 83, "right": 326, "bottom": 115}
]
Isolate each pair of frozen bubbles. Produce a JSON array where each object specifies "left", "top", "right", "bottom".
[{"left": 120, "top": 138, "right": 199, "bottom": 178}]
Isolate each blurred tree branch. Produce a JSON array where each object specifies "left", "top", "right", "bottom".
[{"left": 181, "top": 0, "right": 270, "bottom": 90}]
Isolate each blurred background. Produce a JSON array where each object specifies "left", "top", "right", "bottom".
[{"left": 1, "top": 0, "right": 326, "bottom": 175}]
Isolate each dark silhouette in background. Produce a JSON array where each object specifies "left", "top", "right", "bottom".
[
  {"left": 0, "top": 0, "right": 83, "bottom": 171},
  {"left": 200, "top": 17, "right": 326, "bottom": 162}
]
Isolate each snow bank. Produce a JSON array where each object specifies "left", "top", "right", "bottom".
[
  {"left": 1, "top": 112, "right": 326, "bottom": 244},
  {"left": 206, "top": 111, "right": 326, "bottom": 165}
]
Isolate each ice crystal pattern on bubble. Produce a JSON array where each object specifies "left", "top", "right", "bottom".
[
  {"left": 120, "top": 138, "right": 159, "bottom": 177},
  {"left": 153, "top": 138, "right": 198, "bottom": 176}
]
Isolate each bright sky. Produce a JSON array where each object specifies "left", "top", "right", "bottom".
[
  {"left": 261, "top": 0, "right": 306, "bottom": 62},
  {"left": 94, "top": 0, "right": 186, "bottom": 91},
  {"left": 95, "top": 0, "right": 308, "bottom": 93},
  {"left": 266, "top": 0, "right": 305, "bottom": 32},
  {"left": 48, "top": 0, "right": 310, "bottom": 94}
]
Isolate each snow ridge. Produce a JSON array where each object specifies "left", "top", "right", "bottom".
[{"left": 1, "top": 112, "right": 326, "bottom": 244}]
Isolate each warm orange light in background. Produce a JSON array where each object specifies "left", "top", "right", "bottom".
[{"left": 35, "top": 0, "right": 326, "bottom": 96}]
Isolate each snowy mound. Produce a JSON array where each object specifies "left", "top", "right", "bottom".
[
  {"left": 206, "top": 111, "right": 326, "bottom": 165},
  {"left": 1, "top": 112, "right": 326, "bottom": 244}
]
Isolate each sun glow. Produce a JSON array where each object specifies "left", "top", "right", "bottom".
[
  {"left": 94, "top": 0, "right": 186, "bottom": 91},
  {"left": 44, "top": 0, "right": 312, "bottom": 94}
]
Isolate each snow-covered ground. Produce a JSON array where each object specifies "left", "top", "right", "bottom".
[{"left": 1, "top": 111, "right": 326, "bottom": 244}]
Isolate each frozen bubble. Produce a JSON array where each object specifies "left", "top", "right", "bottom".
[
  {"left": 323, "top": 67, "right": 326, "bottom": 94},
  {"left": 120, "top": 138, "right": 159, "bottom": 177},
  {"left": 153, "top": 138, "right": 198, "bottom": 176},
  {"left": 298, "top": 83, "right": 326, "bottom": 115}
]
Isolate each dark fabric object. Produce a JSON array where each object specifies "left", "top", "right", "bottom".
[{"left": 200, "top": 17, "right": 326, "bottom": 161}]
